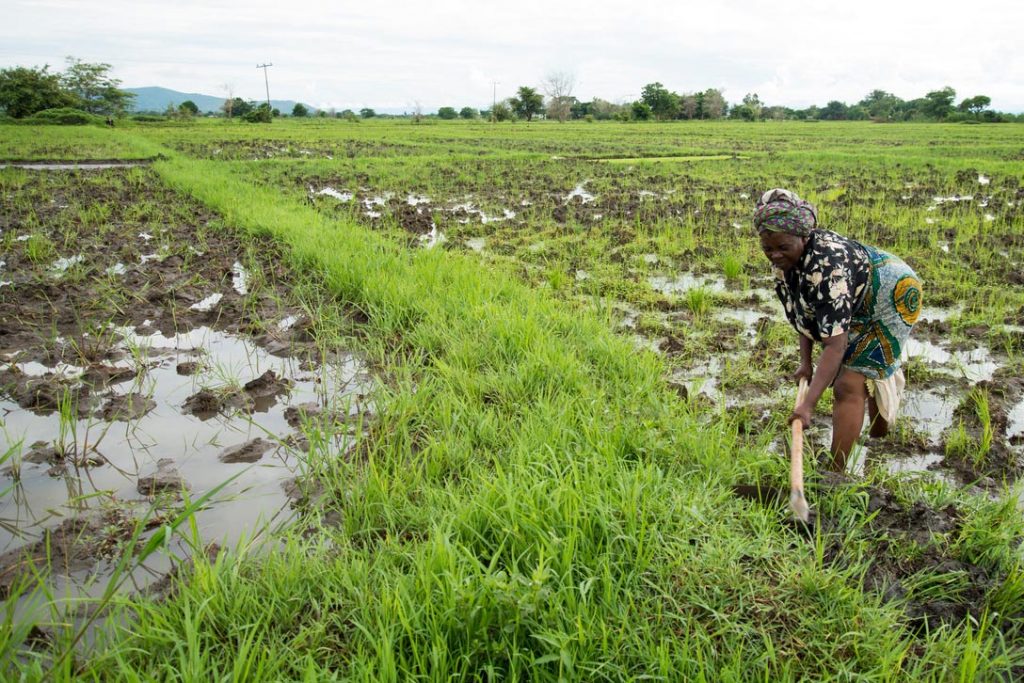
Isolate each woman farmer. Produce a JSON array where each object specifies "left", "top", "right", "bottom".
[{"left": 755, "top": 188, "right": 923, "bottom": 471}]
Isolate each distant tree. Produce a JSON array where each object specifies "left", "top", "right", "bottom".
[
  {"left": 543, "top": 71, "right": 575, "bottom": 122},
  {"left": 631, "top": 101, "right": 652, "bottom": 121},
  {"left": 459, "top": 106, "right": 477, "bottom": 119},
  {"left": 509, "top": 86, "right": 544, "bottom": 121},
  {"left": 958, "top": 95, "right": 991, "bottom": 117},
  {"left": 679, "top": 94, "right": 698, "bottom": 119},
  {"left": 640, "top": 82, "right": 679, "bottom": 120},
  {"left": 437, "top": 106, "right": 458, "bottom": 119},
  {"left": 858, "top": 90, "right": 904, "bottom": 121},
  {"left": 819, "top": 100, "right": 850, "bottom": 120},
  {"left": 589, "top": 98, "right": 624, "bottom": 120},
  {"left": 221, "top": 83, "right": 235, "bottom": 118},
  {"left": 60, "top": 57, "right": 134, "bottom": 116},
  {"left": 411, "top": 101, "right": 424, "bottom": 124},
  {"left": 222, "top": 97, "right": 253, "bottom": 118},
  {"left": 730, "top": 103, "right": 756, "bottom": 121},
  {"left": 701, "top": 89, "right": 727, "bottom": 119},
  {"left": 491, "top": 101, "right": 513, "bottom": 122},
  {"left": 178, "top": 100, "right": 199, "bottom": 116},
  {"left": 741, "top": 93, "right": 763, "bottom": 120},
  {"left": 359, "top": 107, "right": 376, "bottom": 118},
  {"left": 292, "top": 103, "right": 308, "bottom": 117},
  {"left": 922, "top": 87, "right": 956, "bottom": 120},
  {"left": 0, "top": 65, "right": 73, "bottom": 118},
  {"left": 244, "top": 102, "right": 272, "bottom": 123}
]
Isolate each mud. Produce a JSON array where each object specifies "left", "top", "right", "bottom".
[{"left": 0, "top": 168, "right": 376, "bottom": 608}]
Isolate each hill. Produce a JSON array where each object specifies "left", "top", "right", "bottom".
[{"left": 126, "top": 86, "right": 311, "bottom": 115}]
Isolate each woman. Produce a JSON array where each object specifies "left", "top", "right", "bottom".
[{"left": 755, "top": 188, "right": 922, "bottom": 471}]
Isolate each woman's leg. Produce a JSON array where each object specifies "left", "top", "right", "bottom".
[
  {"left": 867, "top": 392, "right": 890, "bottom": 438},
  {"left": 830, "top": 369, "right": 869, "bottom": 471}
]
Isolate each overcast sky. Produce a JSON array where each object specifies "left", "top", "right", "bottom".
[{"left": 4, "top": 0, "right": 1023, "bottom": 112}]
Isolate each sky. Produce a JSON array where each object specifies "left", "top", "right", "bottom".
[{"left": 3, "top": 0, "right": 1023, "bottom": 113}]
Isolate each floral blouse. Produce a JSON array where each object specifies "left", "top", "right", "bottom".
[{"left": 774, "top": 229, "right": 871, "bottom": 341}]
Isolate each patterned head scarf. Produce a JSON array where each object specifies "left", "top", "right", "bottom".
[{"left": 754, "top": 188, "right": 818, "bottom": 237}]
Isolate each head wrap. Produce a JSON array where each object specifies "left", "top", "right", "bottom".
[{"left": 753, "top": 188, "right": 818, "bottom": 237}]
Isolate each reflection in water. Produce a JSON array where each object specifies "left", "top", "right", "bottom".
[{"left": 0, "top": 324, "right": 373, "bottom": 605}]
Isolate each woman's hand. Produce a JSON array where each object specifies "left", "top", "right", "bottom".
[
  {"left": 789, "top": 402, "right": 812, "bottom": 429},
  {"left": 791, "top": 363, "right": 813, "bottom": 385}
]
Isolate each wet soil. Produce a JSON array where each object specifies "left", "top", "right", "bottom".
[{"left": 0, "top": 167, "right": 375, "bottom": 605}]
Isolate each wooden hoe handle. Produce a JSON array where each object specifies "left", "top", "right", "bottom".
[{"left": 789, "top": 378, "right": 811, "bottom": 523}]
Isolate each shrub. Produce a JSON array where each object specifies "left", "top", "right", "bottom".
[{"left": 23, "top": 107, "right": 103, "bottom": 125}]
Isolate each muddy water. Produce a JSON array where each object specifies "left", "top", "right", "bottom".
[
  {"left": 1, "top": 324, "right": 373, "bottom": 601},
  {"left": 0, "top": 162, "right": 150, "bottom": 170},
  {"left": 649, "top": 272, "right": 727, "bottom": 295}
]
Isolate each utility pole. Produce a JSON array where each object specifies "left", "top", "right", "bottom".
[
  {"left": 257, "top": 63, "right": 273, "bottom": 110},
  {"left": 491, "top": 81, "right": 499, "bottom": 123}
]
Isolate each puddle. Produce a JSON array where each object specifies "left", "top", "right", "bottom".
[
  {"left": 669, "top": 358, "right": 722, "bottom": 399},
  {"left": 465, "top": 237, "right": 486, "bottom": 252},
  {"left": 904, "top": 339, "right": 997, "bottom": 382},
  {"left": 901, "top": 389, "right": 959, "bottom": 444},
  {"left": 714, "top": 309, "right": 765, "bottom": 338},
  {"left": 406, "top": 194, "right": 430, "bottom": 206},
  {"left": 189, "top": 292, "right": 223, "bottom": 313},
  {"left": 1007, "top": 400, "right": 1024, "bottom": 440},
  {"left": 50, "top": 255, "right": 84, "bottom": 276},
  {"left": 649, "top": 272, "right": 726, "bottom": 295},
  {"left": 596, "top": 155, "right": 749, "bottom": 164},
  {"left": 231, "top": 262, "right": 249, "bottom": 295},
  {"left": 314, "top": 187, "right": 353, "bottom": 202},
  {"left": 920, "top": 305, "right": 962, "bottom": 323},
  {"left": 418, "top": 226, "right": 446, "bottom": 249},
  {"left": 932, "top": 195, "right": 974, "bottom": 204},
  {"left": 0, "top": 325, "right": 372, "bottom": 603},
  {"left": 565, "top": 182, "right": 596, "bottom": 204},
  {"left": 0, "top": 162, "right": 150, "bottom": 171},
  {"left": 978, "top": 175, "right": 990, "bottom": 185}
]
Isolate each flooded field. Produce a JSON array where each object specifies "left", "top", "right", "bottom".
[
  {"left": 0, "top": 166, "right": 374, "bottom": 615},
  {"left": 3, "top": 120, "right": 1024, "bottom": 679}
]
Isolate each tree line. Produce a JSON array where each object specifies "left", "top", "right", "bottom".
[
  {"left": 3, "top": 59, "right": 1021, "bottom": 124},
  {"left": 453, "top": 82, "right": 1020, "bottom": 123}
]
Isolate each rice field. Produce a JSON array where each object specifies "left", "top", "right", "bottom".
[{"left": 2, "top": 118, "right": 1024, "bottom": 680}]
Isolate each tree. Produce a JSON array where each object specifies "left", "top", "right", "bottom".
[
  {"left": 958, "top": 95, "right": 991, "bottom": 117},
  {"left": 0, "top": 65, "right": 73, "bottom": 118},
  {"left": 60, "top": 57, "right": 134, "bottom": 116},
  {"left": 741, "top": 93, "right": 763, "bottom": 120},
  {"left": 509, "top": 86, "right": 544, "bottom": 121},
  {"left": 701, "top": 89, "right": 727, "bottom": 119},
  {"left": 244, "top": 102, "right": 272, "bottom": 123},
  {"left": 631, "top": 101, "right": 652, "bottom": 121},
  {"left": 640, "top": 82, "right": 679, "bottom": 120},
  {"left": 292, "top": 103, "right": 308, "bottom": 117},
  {"left": 858, "top": 90, "right": 904, "bottom": 121},
  {"left": 819, "top": 100, "right": 850, "bottom": 120},
  {"left": 179, "top": 100, "right": 199, "bottom": 116},
  {"left": 922, "top": 87, "right": 956, "bottom": 120},
  {"left": 491, "top": 101, "right": 513, "bottom": 122},
  {"left": 459, "top": 106, "right": 477, "bottom": 119},
  {"left": 437, "top": 106, "right": 458, "bottom": 119},
  {"left": 679, "top": 94, "right": 698, "bottom": 119},
  {"left": 225, "top": 98, "right": 254, "bottom": 118},
  {"left": 543, "top": 71, "right": 575, "bottom": 123},
  {"left": 359, "top": 107, "right": 376, "bottom": 118}
]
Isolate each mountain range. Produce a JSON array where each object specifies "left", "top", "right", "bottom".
[{"left": 126, "top": 87, "right": 312, "bottom": 115}]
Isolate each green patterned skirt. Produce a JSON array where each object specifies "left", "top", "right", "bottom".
[{"left": 843, "top": 246, "right": 922, "bottom": 379}]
